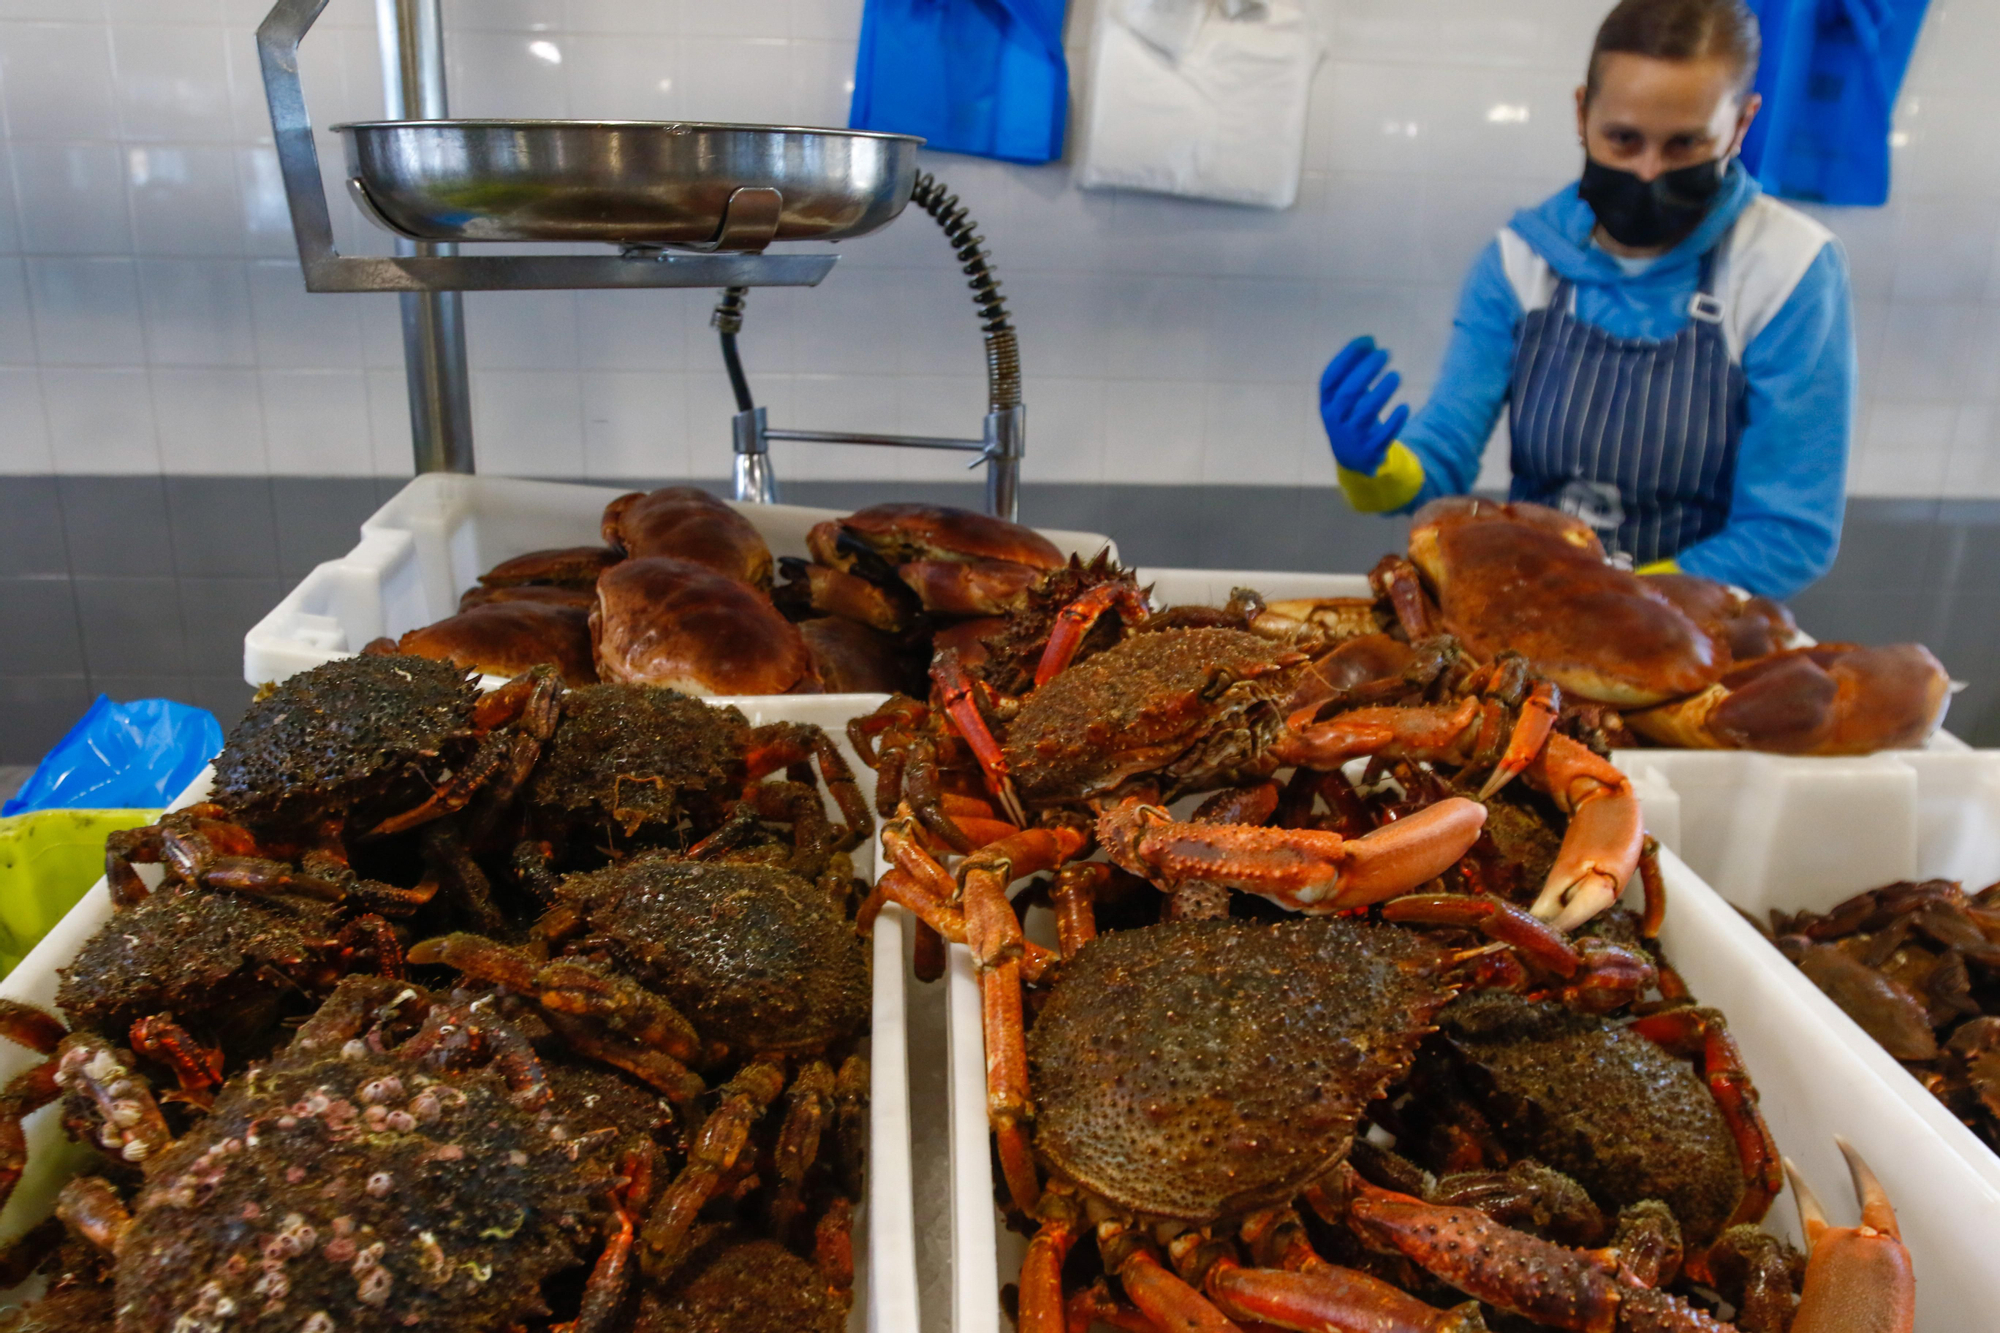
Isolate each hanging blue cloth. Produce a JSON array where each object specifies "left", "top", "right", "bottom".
[
  {"left": 1740, "top": 0, "right": 1931, "bottom": 205},
  {"left": 849, "top": 0, "right": 1069, "bottom": 165}
]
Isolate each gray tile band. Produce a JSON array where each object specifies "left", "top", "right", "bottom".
[{"left": 0, "top": 477, "right": 1990, "bottom": 760}]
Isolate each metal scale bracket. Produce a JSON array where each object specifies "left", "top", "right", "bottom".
[{"left": 255, "top": 0, "right": 836, "bottom": 293}]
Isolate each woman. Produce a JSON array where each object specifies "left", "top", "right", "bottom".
[{"left": 1322, "top": 0, "right": 1854, "bottom": 600}]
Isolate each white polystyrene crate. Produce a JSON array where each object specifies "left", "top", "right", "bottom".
[
  {"left": 246, "top": 473, "right": 1121, "bottom": 689},
  {"left": 940, "top": 845, "right": 2000, "bottom": 1332},
  {"left": 0, "top": 695, "right": 920, "bottom": 1333},
  {"left": 1137, "top": 567, "right": 1372, "bottom": 606}
]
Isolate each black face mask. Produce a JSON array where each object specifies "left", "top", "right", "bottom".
[{"left": 1578, "top": 155, "right": 1728, "bottom": 250}]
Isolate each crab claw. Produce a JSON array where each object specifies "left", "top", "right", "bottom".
[
  {"left": 1524, "top": 734, "right": 1643, "bottom": 932},
  {"left": 1785, "top": 1140, "right": 1914, "bottom": 1333},
  {"left": 1096, "top": 796, "right": 1487, "bottom": 915}
]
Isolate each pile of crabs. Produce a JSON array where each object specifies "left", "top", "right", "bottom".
[
  {"left": 377, "top": 487, "right": 1089, "bottom": 698},
  {"left": 843, "top": 497, "right": 1919, "bottom": 1332},
  {"left": 1771, "top": 878, "right": 2000, "bottom": 1155},
  {"left": 0, "top": 653, "right": 879, "bottom": 1333}
]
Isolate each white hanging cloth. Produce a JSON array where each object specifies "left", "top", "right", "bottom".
[{"left": 1076, "top": 0, "right": 1324, "bottom": 210}]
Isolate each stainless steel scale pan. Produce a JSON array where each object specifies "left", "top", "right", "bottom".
[{"left": 334, "top": 120, "right": 922, "bottom": 248}]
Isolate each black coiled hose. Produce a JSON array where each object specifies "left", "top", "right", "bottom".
[
  {"left": 909, "top": 171, "right": 1022, "bottom": 411},
  {"left": 712, "top": 173, "right": 1021, "bottom": 413}
]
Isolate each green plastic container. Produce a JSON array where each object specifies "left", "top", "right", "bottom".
[{"left": 0, "top": 809, "right": 157, "bottom": 980}]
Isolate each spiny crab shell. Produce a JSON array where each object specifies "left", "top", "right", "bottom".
[
  {"left": 1026, "top": 918, "right": 1452, "bottom": 1222},
  {"left": 526, "top": 683, "right": 753, "bottom": 841},
  {"left": 211, "top": 655, "right": 483, "bottom": 827},
  {"left": 111, "top": 1020, "right": 606, "bottom": 1332},
  {"left": 1003, "top": 629, "right": 1303, "bottom": 805},
  {"left": 1420, "top": 990, "right": 1744, "bottom": 1245},
  {"left": 551, "top": 857, "right": 869, "bottom": 1058}
]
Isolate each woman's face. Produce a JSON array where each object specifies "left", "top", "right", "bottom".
[{"left": 1574, "top": 51, "right": 1760, "bottom": 182}]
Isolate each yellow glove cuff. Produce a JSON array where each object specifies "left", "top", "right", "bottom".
[
  {"left": 1636, "top": 558, "right": 1682, "bottom": 576},
  {"left": 1336, "top": 441, "right": 1426, "bottom": 514}
]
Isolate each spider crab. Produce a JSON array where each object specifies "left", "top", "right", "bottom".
[
  {"left": 1369, "top": 498, "right": 1951, "bottom": 754},
  {"left": 867, "top": 612, "right": 1644, "bottom": 933},
  {"left": 409, "top": 851, "right": 871, "bottom": 1288},
  {"left": 516, "top": 681, "right": 870, "bottom": 874},
  {"left": 0, "top": 977, "right": 632, "bottom": 1332}
]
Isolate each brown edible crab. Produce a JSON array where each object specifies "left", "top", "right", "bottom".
[
  {"left": 592, "top": 557, "right": 814, "bottom": 695},
  {"left": 602, "top": 486, "right": 774, "bottom": 590},
  {"left": 1373, "top": 498, "right": 1951, "bottom": 754}
]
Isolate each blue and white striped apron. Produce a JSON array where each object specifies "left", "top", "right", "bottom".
[{"left": 1506, "top": 249, "right": 1745, "bottom": 565}]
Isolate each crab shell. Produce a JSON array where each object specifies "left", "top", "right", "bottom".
[
  {"left": 634, "top": 1235, "right": 847, "bottom": 1333},
  {"left": 1027, "top": 918, "right": 1452, "bottom": 1222},
  {"left": 56, "top": 887, "right": 344, "bottom": 1053},
  {"left": 554, "top": 857, "right": 868, "bottom": 1057},
  {"left": 1408, "top": 497, "right": 1725, "bottom": 708},
  {"left": 115, "top": 1022, "right": 607, "bottom": 1331},
  {"left": 812, "top": 503, "right": 1064, "bottom": 571},
  {"left": 1003, "top": 629, "right": 1302, "bottom": 805},
  {"left": 476, "top": 545, "right": 621, "bottom": 592},
  {"left": 1626, "top": 642, "right": 1951, "bottom": 754},
  {"left": 1641, "top": 572, "right": 1800, "bottom": 663},
  {"left": 797, "top": 617, "right": 909, "bottom": 695},
  {"left": 592, "top": 557, "right": 813, "bottom": 696},
  {"left": 394, "top": 600, "right": 598, "bottom": 687},
  {"left": 1421, "top": 990, "right": 1743, "bottom": 1245},
  {"left": 602, "top": 487, "right": 774, "bottom": 591},
  {"left": 525, "top": 683, "right": 754, "bottom": 839},
  {"left": 459, "top": 583, "right": 597, "bottom": 612},
  {"left": 209, "top": 654, "right": 483, "bottom": 826}
]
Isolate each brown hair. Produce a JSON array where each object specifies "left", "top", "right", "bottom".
[{"left": 1586, "top": 0, "right": 1761, "bottom": 102}]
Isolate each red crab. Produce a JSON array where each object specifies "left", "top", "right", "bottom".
[{"left": 885, "top": 612, "right": 1641, "bottom": 933}]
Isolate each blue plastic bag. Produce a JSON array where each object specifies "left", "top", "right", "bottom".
[
  {"left": 2, "top": 696, "right": 223, "bottom": 816},
  {"left": 850, "top": 0, "right": 1070, "bottom": 164}
]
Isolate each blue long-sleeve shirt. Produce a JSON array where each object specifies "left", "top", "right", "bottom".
[{"left": 1394, "top": 167, "right": 1856, "bottom": 600}]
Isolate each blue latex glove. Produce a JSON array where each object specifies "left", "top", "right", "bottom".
[{"left": 1319, "top": 335, "right": 1411, "bottom": 475}]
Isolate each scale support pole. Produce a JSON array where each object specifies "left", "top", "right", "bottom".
[{"left": 377, "top": 0, "right": 473, "bottom": 473}]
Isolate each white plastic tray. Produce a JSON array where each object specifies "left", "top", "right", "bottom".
[
  {"left": 939, "top": 840, "right": 1997, "bottom": 1333},
  {"left": 0, "top": 694, "right": 922, "bottom": 1333},
  {"left": 1617, "top": 747, "right": 2000, "bottom": 1193},
  {"left": 244, "top": 474, "right": 1120, "bottom": 689}
]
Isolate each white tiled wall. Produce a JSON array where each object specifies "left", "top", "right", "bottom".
[{"left": 2, "top": 0, "right": 1997, "bottom": 494}]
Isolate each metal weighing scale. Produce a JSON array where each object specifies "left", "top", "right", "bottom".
[{"left": 257, "top": 0, "right": 1027, "bottom": 518}]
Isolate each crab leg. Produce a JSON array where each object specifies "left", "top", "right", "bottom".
[
  {"left": 932, "top": 650, "right": 1026, "bottom": 825},
  {"left": 1348, "top": 1183, "right": 1737, "bottom": 1332},
  {"left": 769, "top": 1058, "right": 836, "bottom": 1245},
  {"left": 1787, "top": 1140, "right": 1914, "bottom": 1333},
  {"left": 1068, "top": 1277, "right": 1166, "bottom": 1333},
  {"left": 1524, "top": 734, "right": 1644, "bottom": 931},
  {"left": 1049, "top": 862, "right": 1106, "bottom": 955},
  {"left": 553, "top": 1193, "right": 635, "bottom": 1333},
  {"left": 1477, "top": 680, "right": 1559, "bottom": 800},
  {"left": 640, "top": 1059, "right": 786, "bottom": 1278},
  {"left": 966, "top": 826, "right": 1088, "bottom": 1214},
  {"left": 744, "top": 721, "right": 874, "bottom": 847},
  {"left": 1097, "top": 796, "right": 1487, "bottom": 915},
  {"left": 1019, "top": 1186, "right": 1085, "bottom": 1333},
  {"left": 1380, "top": 894, "right": 1657, "bottom": 1011},
  {"left": 129, "top": 1013, "right": 224, "bottom": 1109},
  {"left": 0, "top": 1011, "right": 63, "bottom": 1216},
  {"left": 1098, "top": 1222, "right": 1244, "bottom": 1332},
  {"left": 56, "top": 1036, "right": 171, "bottom": 1167},
  {"left": 1204, "top": 1256, "right": 1483, "bottom": 1333},
  {"left": 1035, "top": 581, "right": 1151, "bottom": 686},
  {"left": 55, "top": 1176, "right": 131, "bottom": 1257},
  {"left": 816, "top": 1195, "right": 857, "bottom": 1296},
  {"left": 1628, "top": 1007, "right": 1783, "bottom": 1238}
]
